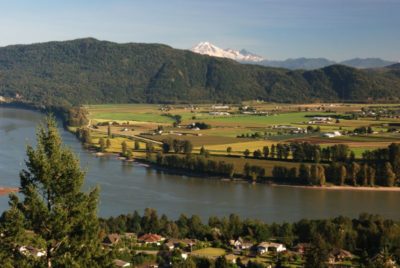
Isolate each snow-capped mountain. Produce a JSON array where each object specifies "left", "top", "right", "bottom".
[{"left": 191, "top": 42, "right": 264, "bottom": 62}]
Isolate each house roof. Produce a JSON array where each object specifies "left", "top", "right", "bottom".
[
  {"left": 138, "top": 233, "right": 164, "bottom": 243},
  {"left": 104, "top": 233, "right": 121, "bottom": 245},
  {"left": 258, "top": 242, "right": 284, "bottom": 248},
  {"left": 114, "top": 259, "right": 130, "bottom": 267},
  {"left": 329, "top": 248, "right": 354, "bottom": 259}
]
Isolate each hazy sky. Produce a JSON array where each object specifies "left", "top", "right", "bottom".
[{"left": 0, "top": 0, "right": 399, "bottom": 61}]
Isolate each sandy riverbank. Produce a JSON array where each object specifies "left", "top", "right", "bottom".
[
  {"left": 272, "top": 184, "right": 400, "bottom": 192},
  {"left": 0, "top": 187, "right": 19, "bottom": 195}
]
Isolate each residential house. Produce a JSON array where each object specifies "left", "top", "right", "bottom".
[
  {"left": 113, "top": 259, "right": 131, "bottom": 267},
  {"left": 138, "top": 233, "right": 165, "bottom": 245},
  {"left": 257, "top": 242, "right": 286, "bottom": 254},
  {"left": 292, "top": 243, "right": 310, "bottom": 255},
  {"left": 165, "top": 238, "right": 197, "bottom": 251},
  {"left": 229, "top": 237, "right": 253, "bottom": 250},
  {"left": 211, "top": 105, "right": 230, "bottom": 110},
  {"left": 19, "top": 246, "right": 46, "bottom": 258},
  {"left": 225, "top": 254, "right": 237, "bottom": 264},
  {"left": 103, "top": 233, "right": 121, "bottom": 247},
  {"left": 322, "top": 131, "right": 341, "bottom": 138},
  {"left": 328, "top": 248, "right": 354, "bottom": 264},
  {"left": 371, "top": 253, "right": 397, "bottom": 267}
]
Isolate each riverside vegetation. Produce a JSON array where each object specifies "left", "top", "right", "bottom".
[{"left": 0, "top": 117, "right": 399, "bottom": 267}]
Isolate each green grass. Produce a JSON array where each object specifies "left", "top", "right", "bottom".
[
  {"left": 90, "top": 112, "right": 174, "bottom": 123},
  {"left": 202, "top": 112, "right": 313, "bottom": 126},
  {"left": 191, "top": 248, "right": 226, "bottom": 258}
]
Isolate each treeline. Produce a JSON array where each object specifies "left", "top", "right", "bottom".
[
  {"left": 162, "top": 139, "right": 193, "bottom": 154},
  {"left": 248, "top": 142, "right": 354, "bottom": 163},
  {"left": 270, "top": 143, "right": 400, "bottom": 186},
  {"left": 67, "top": 107, "right": 88, "bottom": 127},
  {"left": 155, "top": 153, "right": 234, "bottom": 178},
  {"left": 101, "top": 209, "right": 400, "bottom": 264}
]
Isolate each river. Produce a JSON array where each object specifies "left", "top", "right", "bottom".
[{"left": 1, "top": 107, "right": 399, "bottom": 222}]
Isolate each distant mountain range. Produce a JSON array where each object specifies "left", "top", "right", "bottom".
[
  {"left": 190, "top": 42, "right": 397, "bottom": 69},
  {"left": 191, "top": 42, "right": 264, "bottom": 62}
]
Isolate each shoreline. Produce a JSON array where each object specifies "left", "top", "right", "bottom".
[
  {"left": 0, "top": 187, "right": 19, "bottom": 195},
  {"left": 271, "top": 184, "right": 400, "bottom": 192},
  {"left": 91, "top": 153, "right": 400, "bottom": 192}
]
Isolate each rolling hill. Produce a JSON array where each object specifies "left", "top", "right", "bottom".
[{"left": 0, "top": 38, "right": 400, "bottom": 107}]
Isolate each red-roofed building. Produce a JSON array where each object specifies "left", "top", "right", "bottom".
[{"left": 138, "top": 233, "right": 165, "bottom": 245}]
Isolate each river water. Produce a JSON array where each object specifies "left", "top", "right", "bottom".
[{"left": 1, "top": 107, "right": 399, "bottom": 222}]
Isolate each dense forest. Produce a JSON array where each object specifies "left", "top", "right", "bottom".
[{"left": 1, "top": 38, "right": 400, "bottom": 107}]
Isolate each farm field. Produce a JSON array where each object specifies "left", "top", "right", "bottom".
[{"left": 81, "top": 102, "right": 400, "bottom": 163}]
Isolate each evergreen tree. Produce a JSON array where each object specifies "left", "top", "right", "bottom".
[
  {"left": 226, "top": 147, "right": 232, "bottom": 155},
  {"left": 99, "top": 137, "right": 106, "bottom": 152},
  {"left": 121, "top": 141, "right": 128, "bottom": 156},
  {"left": 299, "top": 164, "right": 311, "bottom": 184},
  {"left": 348, "top": 162, "right": 360, "bottom": 186},
  {"left": 305, "top": 235, "right": 329, "bottom": 268},
  {"left": 382, "top": 162, "right": 396, "bottom": 186},
  {"left": 134, "top": 140, "right": 140, "bottom": 150},
  {"left": 1, "top": 116, "right": 110, "bottom": 267},
  {"left": 183, "top": 141, "right": 193, "bottom": 155},
  {"left": 253, "top": 149, "right": 262, "bottom": 159},
  {"left": 263, "top": 146, "right": 269, "bottom": 159},
  {"left": 359, "top": 163, "right": 369, "bottom": 186},
  {"left": 339, "top": 165, "right": 347, "bottom": 185},
  {"left": 107, "top": 124, "right": 111, "bottom": 138},
  {"left": 367, "top": 165, "right": 376, "bottom": 186},
  {"left": 271, "top": 144, "right": 276, "bottom": 159},
  {"left": 106, "top": 138, "right": 111, "bottom": 148}
]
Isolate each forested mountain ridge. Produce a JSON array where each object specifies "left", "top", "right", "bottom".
[{"left": 1, "top": 38, "right": 400, "bottom": 107}]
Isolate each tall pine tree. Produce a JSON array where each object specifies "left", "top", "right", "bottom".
[{"left": 0, "top": 116, "right": 110, "bottom": 267}]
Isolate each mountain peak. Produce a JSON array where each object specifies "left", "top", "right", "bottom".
[{"left": 191, "top": 42, "right": 264, "bottom": 62}]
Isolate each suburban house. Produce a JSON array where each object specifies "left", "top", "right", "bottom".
[
  {"left": 292, "top": 243, "right": 311, "bottom": 255},
  {"left": 272, "top": 125, "right": 305, "bottom": 134},
  {"left": 308, "top": 116, "right": 333, "bottom": 124},
  {"left": 19, "top": 246, "right": 46, "bottom": 258},
  {"left": 209, "top": 111, "right": 230, "bottom": 116},
  {"left": 165, "top": 238, "right": 197, "bottom": 251},
  {"left": 229, "top": 237, "right": 253, "bottom": 250},
  {"left": 211, "top": 105, "right": 230, "bottom": 110},
  {"left": 103, "top": 233, "right": 121, "bottom": 246},
  {"left": 328, "top": 248, "right": 354, "bottom": 264},
  {"left": 322, "top": 131, "right": 341, "bottom": 138},
  {"left": 113, "top": 259, "right": 131, "bottom": 267},
  {"left": 138, "top": 233, "right": 165, "bottom": 245},
  {"left": 257, "top": 242, "right": 287, "bottom": 254}
]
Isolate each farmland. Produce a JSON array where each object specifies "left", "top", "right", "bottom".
[
  {"left": 74, "top": 102, "right": 400, "bottom": 185},
  {"left": 84, "top": 102, "right": 400, "bottom": 154}
]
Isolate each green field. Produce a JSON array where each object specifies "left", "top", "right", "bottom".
[
  {"left": 203, "top": 112, "right": 312, "bottom": 126},
  {"left": 191, "top": 248, "right": 226, "bottom": 258},
  {"left": 82, "top": 103, "right": 400, "bottom": 164},
  {"left": 90, "top": 112, "right": 174, "bottom": 123}
]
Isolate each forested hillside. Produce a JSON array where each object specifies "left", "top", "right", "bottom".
[{"left": 1, "top": 38, "right": 400, "bottom": 107}]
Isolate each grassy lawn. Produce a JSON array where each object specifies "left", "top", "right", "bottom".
[{"left": 191, "top": 248, "right": 226, "bottom": 258}]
